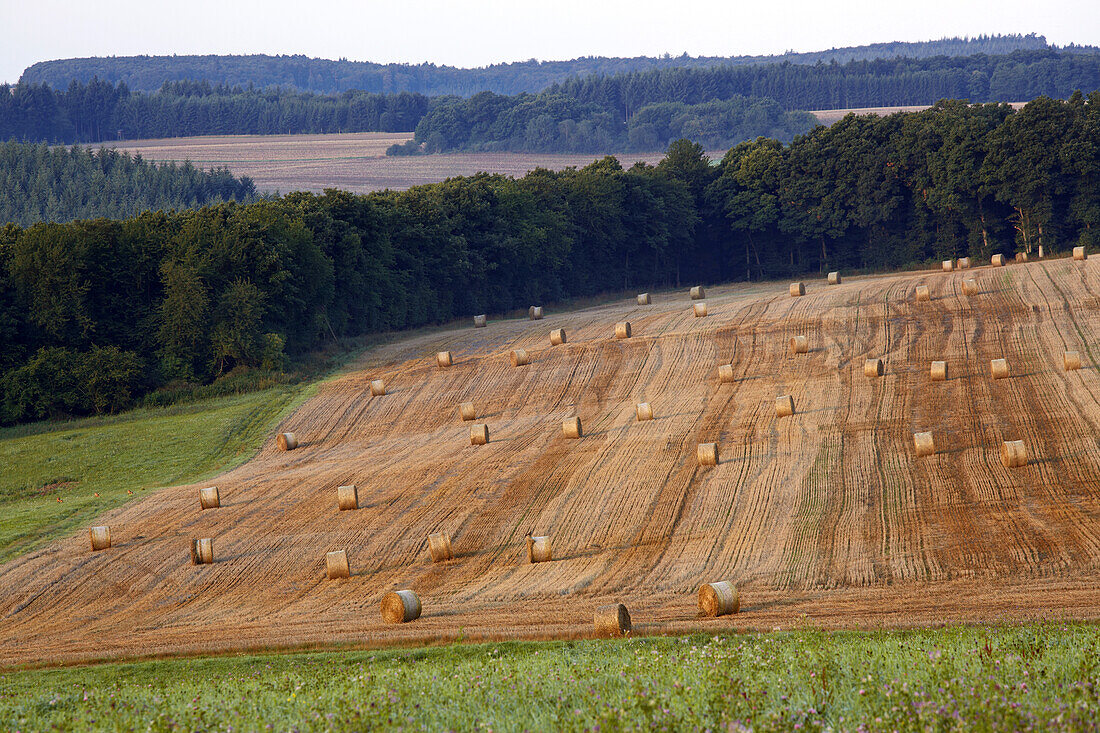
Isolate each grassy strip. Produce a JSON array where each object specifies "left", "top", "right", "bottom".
[{"left": 0, "top": 624, "right": 1097, "bottom": 731}]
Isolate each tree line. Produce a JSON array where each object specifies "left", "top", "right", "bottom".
[
  {"left": 20, "top": 36, "right": 1058, "bottom": 95},
  {"left": 0, "top": 142, "right": 257, "bottom": 226},
  {"left": 0, "top": 95, "right": 1096, "bottom": 424}
]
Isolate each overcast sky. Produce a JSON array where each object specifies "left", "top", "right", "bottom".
[{"left": 3, "top": 0, "right": 1099, "bottom": 84}]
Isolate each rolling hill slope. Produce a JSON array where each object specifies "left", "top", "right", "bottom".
[{"left": 2, "top": 258, "right": 1100, "bottom": 666}]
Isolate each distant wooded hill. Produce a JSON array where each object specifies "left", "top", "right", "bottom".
[{"left": 20, "top": 35, "right": 1066, "bottom": 96}]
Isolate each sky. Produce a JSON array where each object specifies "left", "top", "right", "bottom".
[{"left": 2, "top": 0, "right": 1100, "bottom": 84}]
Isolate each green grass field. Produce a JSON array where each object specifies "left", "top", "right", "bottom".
[{"left": 0, "top": 624, "right": 1097, "bottom": 731}]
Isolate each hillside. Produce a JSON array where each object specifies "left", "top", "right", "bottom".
[
  {"left": 19, "top": 35, "right": 1056, "bottom": 95},
  {"left": 2, "top": 257, "right": 1099, "bottom": 665}
]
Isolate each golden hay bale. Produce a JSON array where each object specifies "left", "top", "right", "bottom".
[
  {"left": 698, "top": 581, "right": 740, "bottom": 617},
  {"left": 381, "top": 590, "right": 421, "bottom": 623},
  {"left": 637, "top": 293, "right": 651, "bottom": 305},
  {"left": 529, "top": 306, "right": 543, "bottom": 320},
  {"left": 789, "top": 282, "right": 806, "bottom": 297},
  {"left": 990, "top": 358, "right": 1010, "bottom": 380},
  {"left": 1064, "top": 350, "right": 1083, "bottom": 371},
  {"left": 470, "top": 424, "right": 489, "bottom": 446},
  {"left": 693, "top": 302, "right": 708, "bottom": 318},
  {"left": 370, "top": 379, "right": 386, "bottom": 397},
  {"left": 942, "top": 260, "right": 954, "bottom": 272},
  {"left": 550, "top": 329, "right": 567, "bottom": 346},
  {"left": 511, "top": 348, "right": 530, "bottom": 366},
  {"left": 89, "top": 526, "right": 111, "bottom": 551},
  {"left": 690, "top": 286, "right": 706, "bottom": 300},
  {"left": 697, "top": 442, "right": 719, "bottom": 466},
  {"left": 459, "top": 401, "right": 477, "bottom": 421},
  {"left": 789, "top": 335, "right": 809, "bottom": 354},
  {"left": 864, "top": 358, "right": 884, "bottom": 377},
  {"left": 636, "top": 402, "right": 654, "bottom": 421},
  {"left": 326, "top": 550, "right": 350, "bottom": 579},
  {"left": 428, "top": 532, "right": 454, "bottom": 562},
  {"left": 1001, "top": 440, "right": 1028, "bottom": 468},
  {"left": 962, "top": 279, "right": 979, "bottom": 296},
  {"left": 474, "top": 314, "right": 487, "bottom": 328},
  {"left": 827, "top": 271, "right": 841, "bottom": 285},
  {"left": 958, "top": 257, "right": 971, "bottom": 269},
  {"left": 436, "top": 351, "right": 453, "bottom": 368},
  {"left": 1015, "top": 252, "right": 1028, "bottom": 263},
  {"left": 1038, "top": 245, "right": 1045, "bottom": 259},
  {"left": 277, "top": 432, "right": 298, "bottom": 451},
  {"left": 594, "top": 603, "right": 631, "bottom": 636},
  {"left": 615, "top": 322, "right": 632, "bottom": 339},
  {"left": 930, "top": 361, "right": 948, "bottom": 381},
  {"left": 527, "top": 535, "right": 552, "bottom": 563},
  {"left": 337, "top": 484, "right": 359, "bottom": 511},
  {"left": 915, "top": 285, "right": 931, "bottom": 302},
  {"left": 199, "top": 486, "right": 220, "bottom": 510},
  {"left": 775, "top": 394, "right": 795, "bottom": 418},
  {"left": 913, "top": 431, "right": 935, "bottom": 457},
  {"left": 1074, "top": 246, "right": 1087, "bottom": 261},
  {"left": 991, "top": 254, "right": 1005, "bottom": 267},
  {"left": 718, "top": 364, "right": 736, "bottom": 383},
  {"left": 190, "top": 538, "right": 214, "bottom": 565},
  {"left": 563, "top": 417, "right": 583, "bottom": 439}
]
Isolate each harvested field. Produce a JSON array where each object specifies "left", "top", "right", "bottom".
[
  {"left": 809, "top": 102, "right": 1027, "bottom": 125},
  {"left": 3, "top": 259, "right": 1100, "bottom": 665},
  {"left": 101, "top": 133, "right": 698, "bottom": 194}
]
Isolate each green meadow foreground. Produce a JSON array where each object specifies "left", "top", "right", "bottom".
[{"left": 1, "top": 625, "right": 1097, "bottom": 731}]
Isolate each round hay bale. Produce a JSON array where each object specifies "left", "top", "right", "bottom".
[
  {"left": 615, "top": 322, "right": 632, "bottom": 339},
  {"left": 370, "top": 379, "right": 386, "bottom": 397},
  {"left": 635, "top": 402, "right": 654, "bottom": 421},
  {"left": 958, "top": 257, "right": 971, "bottom": 269},
  {"left": 718, "top": 364, "right": 736, "bottom": 383},
  {"left": 428, "top": 532, "right": 454, "bottom": 562},
  {"left": 199, "top": 486, "right": 221, "bottom": 510},
  {"left": 915, "top": 285, "right": 931, "bottom": 302},
  {"left": 942, "top": 260, "right": 954, "bottom": 272},
  {"left": 789, "top": 335, "right": 809, "bottom": 354},
  {"left": 789, "top": 282, "right": 805, "bottom": 297},
  {"left": 594, "top": 603, "right": 631, "bottom": 636},
  {"left": 474, "top": 314, "right": 487, "bottom": 328},
  {"left": 775, "top": 394, "right": 795, "bottom": 418},
  {"left": 698, "top": 581, "right": 739, "bottom": 617},
  {"left": 864, "top": 358, "right": 884, "bottom": 377},
  {"left": 690, "top": 286, "right": 706, "bottom": 300},
  {"left": 89, "top": 526, "right": 111, "bottom": 551},
  {"left": 190, "top": 538, "right": 214, "bottom": 565},
  {"left": 697, "top": 442, "right": 719, "bottom": 466},
  {"left": 990, "top": 358, "right": 1010, "bottom": 380},
  {"left": 1074, "top": 246, "right": 1087, "bottom": 261},
  {"left": 529, "top": 306, "right": 543, "bottom": 320},
  {"left": 1064, "top": 350, "right": 1082, "bottom": 371},
  {"left": 459, "top": 402, "right": 477, "bottom": 421},
  {"left": 930, "top": 361, "right": 948, "bottom": 381},
  {"left": 436, "top": 351, "right": 453, "bottom": 368},
  {"left": 1038, "top": 245, "right": 1045, "bottom": 259},
  {"left": 1015, "top": 252, "right": 1028, "bottom": 263},
  {"left": 277, "top": 432, "right": 298, "bottom": 451},
  {"left": 827, "top": 271, "right": 841, "bottom": 285},
  {"left": 527, "top": 535, "right": 552, "bottom": 563},
  {"left": 470, "top": 424, "right": 489, "bottom": 446},
  {"left": 991, "top": 254, "right": 1005, "bottom": 267},
  {"left": 511, "top": 348, "right": 530, "bottom": 366},
  {"left": 1001, "top": 440, "right": 1028, "bottom": 468},
  {"left": 914, "top": 432, "right": 935, "bottom": 457},
  {"left": 381, "top": 590, "right": 421, "bottom": 623},
  {"left": 962, "top": 279, "right": 979, "bottom": 296},
  {"left": 550, "top": 329, "right": 567, "bottom": 346},
  {"left": 337, "top": 484, "right": 359, "bottom": 511},
  {"left": 325, "top": 550, "right": 350, "bottom": 579},
  {"left": 637, "top": 293, "right": 651, "bottom": 305},
  {"left": 693, "top": 302, "right": 708, "bottom": 318},
  {"left": 563, "top": 417, "right": 583, "bottom": 439}
]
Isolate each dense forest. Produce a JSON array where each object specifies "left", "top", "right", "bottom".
[
  {"left": 1, "top": 95, "right": 1096, "bottom": 424},
  {"left": 0, "top": 142, "right": 257, "bottom": 226},
  {"left": 19, "top": 35, "right": 1059, "bottom": 95}
]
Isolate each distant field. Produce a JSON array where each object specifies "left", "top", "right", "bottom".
[
  {"left": 103, "top": 133, "right": 693, "bottom": 195},
  {"left": 810, "top": 101, "right": 1027, "bottom": 124}
]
